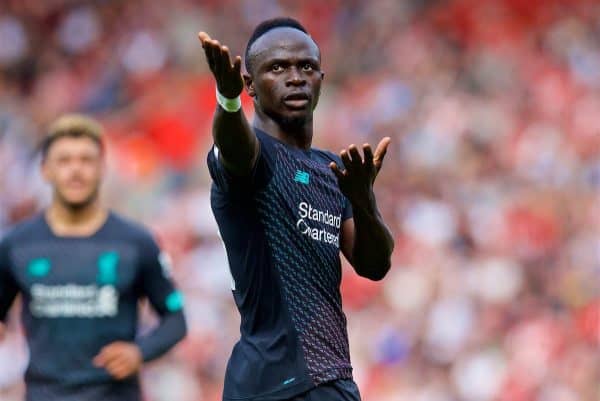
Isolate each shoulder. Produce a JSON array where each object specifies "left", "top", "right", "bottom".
[
  {"left": 106, "top": 212, "right": 158, "bottom": 247},
  {"left": 311, "top": 147, "right": 343, "bottom": 166},
  {"left": 1, "top": 214, "right": 47, "bottom": 246},
  {"left": 254, "top": 128, "right": 282, "bottom": 155}
]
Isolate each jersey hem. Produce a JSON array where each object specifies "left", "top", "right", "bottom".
[{"left": 223, "top": 377, "right": 314, "bottom": 401}]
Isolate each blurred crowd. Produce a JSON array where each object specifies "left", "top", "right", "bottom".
[{"left": 0, "top": 0, "right": 599, "bottom": 400}]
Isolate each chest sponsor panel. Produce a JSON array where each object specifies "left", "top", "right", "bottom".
[
  {"left": 255, "top": 145, "right": 352, "bottom": 382},
  {"left": 296, "top": 201, "right": 341, "bottom": 247},
  {"left": 10, "top": 241, "right": 138, "bottom": 318},
  {"left": 267, "top": 146, "right": 346, "bottom": 249},
  {"left": 30, "top": 284, "right": 119, "bottom": 318}
]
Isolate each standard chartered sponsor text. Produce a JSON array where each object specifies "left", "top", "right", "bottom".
[
  {"left": 30, "top": 284, "right": 119, "bottom": 318},
  {"left": 297, "top": 201, "right": 341, "bottom": 246}
]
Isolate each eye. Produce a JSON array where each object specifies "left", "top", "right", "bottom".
[
  {"left": 302, "top": 63, "right": 314, "bottom": 72},
  {"left": 271, "top": 64, "right": 283, "bottom": 72},
  {"left": 81, "top": 155, "right": 96, "bottom": 164}
]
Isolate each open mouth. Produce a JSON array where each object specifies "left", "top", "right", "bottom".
[{"left": 283, "top": 93, "right": 310, "bottom": 109}]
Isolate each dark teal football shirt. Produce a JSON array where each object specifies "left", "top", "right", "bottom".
[
  {"left": 208, "top": 129, "right": 354, "bottom": 401},
  {"left": 0, "top": 212, "right": 186, "bottom": 401}
]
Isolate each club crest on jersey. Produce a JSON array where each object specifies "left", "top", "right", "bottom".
[
  {"left": 294, "top": 170, "right": 310, "bottom": 185},
  {"left": 97, "top": 251, "right": 119, "bottom": 285}
]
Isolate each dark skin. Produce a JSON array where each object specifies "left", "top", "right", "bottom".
[{"left": 198, "top": 27, "right": 394, "bottom": 280}]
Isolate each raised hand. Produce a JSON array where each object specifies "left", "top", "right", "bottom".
[
  {"left": 93, "top": 341, "right": 143, "bottom": 380},
  {"left": 329, "top": 137, "right": 391, "bottom": 210},
  {"left": 198, "top": 31, "right": 243, "bottom": 98}
]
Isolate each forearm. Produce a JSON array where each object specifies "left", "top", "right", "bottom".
[
  {"left": 351, "top": 197, "right": 394, "bottom": 281},
  {"left": 199, "top": 31, "right": 257, "bottom": 176},
  {"left": 213, "top": 105, "right": 258, "bottom": 176},
  {"left": 135, "top": 311, "right": 187, "bottom": 362}
]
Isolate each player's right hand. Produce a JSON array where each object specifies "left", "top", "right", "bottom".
[
  {"left": 0, "top": 322, "right": 5, "bottom": 342},
  {"left": 93, "top": 341, "right": 142, "bottom": 380},
  {"left": 198, "top": 31, "right": 244, "bottom": 99}
]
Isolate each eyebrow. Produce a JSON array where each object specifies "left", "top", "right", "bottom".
[{"left": 265, "top": 57, "right": 320, "bottom": 66}]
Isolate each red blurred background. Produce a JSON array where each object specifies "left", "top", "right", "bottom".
[{"left": 0, "top": 1, "right": 598, "bottom": 400}]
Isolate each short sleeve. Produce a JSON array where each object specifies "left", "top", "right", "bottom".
[
  {"left": 138, "top": 234, "right": 183, "bottom": 316},
  {"left": 206, "top": 130, "right": 276, "bottom": 194},
  {"left": 0, "top": 239, "right": 18, "bottom": 322}
]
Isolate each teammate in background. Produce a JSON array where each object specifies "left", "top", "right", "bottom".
[
  {"left": 200, "top": 17, "right": 394, "bottom": 401},
  {"left": 0, "top": 115, "right": 187, "bottom": 401}
]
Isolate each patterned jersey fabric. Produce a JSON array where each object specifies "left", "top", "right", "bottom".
[{"left": 208, "top": 129, "right": 353, "bottom": 401}]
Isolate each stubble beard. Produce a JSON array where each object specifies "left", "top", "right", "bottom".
[
  {"left": 55, "top": 185, "right": 100, "bottom": 212},
  {"left": 267, "top": 108, "right": 312, "bottom": 133}
]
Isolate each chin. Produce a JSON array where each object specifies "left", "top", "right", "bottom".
[
  {"left": 278, "top": 114, "right": 310, "bottom": 129},
  {"left": 58, "top": 190, "right": 98, "bottom": 210},
  {"left": 64, "top": 199, "right": 95, "bottom": 210}
]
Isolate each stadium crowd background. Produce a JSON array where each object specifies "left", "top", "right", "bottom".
[{"left": 0, "top": 0, "right": 598, "bottom": 400}]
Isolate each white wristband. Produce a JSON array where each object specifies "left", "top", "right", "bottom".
[{"left": 216, "top": 88, "right": 241, "bottom": 112}]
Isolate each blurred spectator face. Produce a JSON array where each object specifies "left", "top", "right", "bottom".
[
  {"left": 245, "top": 28, "right": 323, "bottom": 128},
  {"left": 41, "top": 136, "right": 104, "bottom": 209}
]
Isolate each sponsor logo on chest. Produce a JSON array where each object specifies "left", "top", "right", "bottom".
[
  {"left": 30, "top": 284, "right": 118, "bottom": 318},
  {"left": 296, "top": 201, "right": 341, "bottom": 247},
  {"left": 27, "top": 251, "right": 120, "bottom": 318}
]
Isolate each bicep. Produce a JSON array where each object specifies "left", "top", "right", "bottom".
[
  {"left": 207, "top": 134, "right": 273, "bottom": 194},
  {"left": 217, "top": 135, "right": 260, "bottom": 177},
  {"left": 340, "top": 218, "right": 355, "bottom": 266}
]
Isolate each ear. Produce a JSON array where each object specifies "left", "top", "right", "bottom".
[{"left": 243, "top": 73, "right": 255, "bottom": 98}]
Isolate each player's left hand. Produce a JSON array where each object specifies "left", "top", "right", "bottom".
[
  {"left": 93, "top": 341, "right": 143, "bottom": 380},
  {"left": 329, "top": 137, "right": 391, "bottom": 210}
]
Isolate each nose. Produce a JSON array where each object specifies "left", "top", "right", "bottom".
[{"left": 286, "top": 67, "right": 306, "bottom": 86}]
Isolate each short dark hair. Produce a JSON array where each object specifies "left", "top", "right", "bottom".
[
  {"left": 244, "top": 17, "right": 309, "bottom": 73},
  {"left": 40, "top": 114, "right": 104, "bottom": 159}
]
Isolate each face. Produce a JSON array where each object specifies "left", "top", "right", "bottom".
[
  {"left": 42, "top": 136, "right": 104, "bottom": 210},
  {"left": 245, "top": 28, "right": 324, "bottom": 127}
]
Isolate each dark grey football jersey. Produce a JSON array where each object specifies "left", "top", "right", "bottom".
[{"left": 0, "top": 212, "right": 186, "bottom": 401}]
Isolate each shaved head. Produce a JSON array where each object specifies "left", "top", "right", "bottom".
[
  {"left": 247, "top": 27, "right": 320, "bottom": 75},
  {"left": 245, "top": 18, "right": 319, "bottom": 74}
]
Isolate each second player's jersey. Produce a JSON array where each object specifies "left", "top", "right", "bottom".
[
  {"left": 208, "top": 129, "right": 353, "bottom": 401},
  {"left": 0, "top": 212, "right": 184, "bottom": 401}
]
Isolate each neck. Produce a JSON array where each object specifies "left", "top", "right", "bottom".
[
  {"left": 253, "top": 110, "right": 313, "bottom": 150},
  {"left": 45, "top": 197, "right": 108, "bottom": 237}
]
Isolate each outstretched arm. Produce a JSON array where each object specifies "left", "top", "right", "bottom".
[
  {"left": 331, "top": 138, "right": 395, "bottom": 281},
  {"left": 198, "top": 32, "right": 258, "bottom": 176}
]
